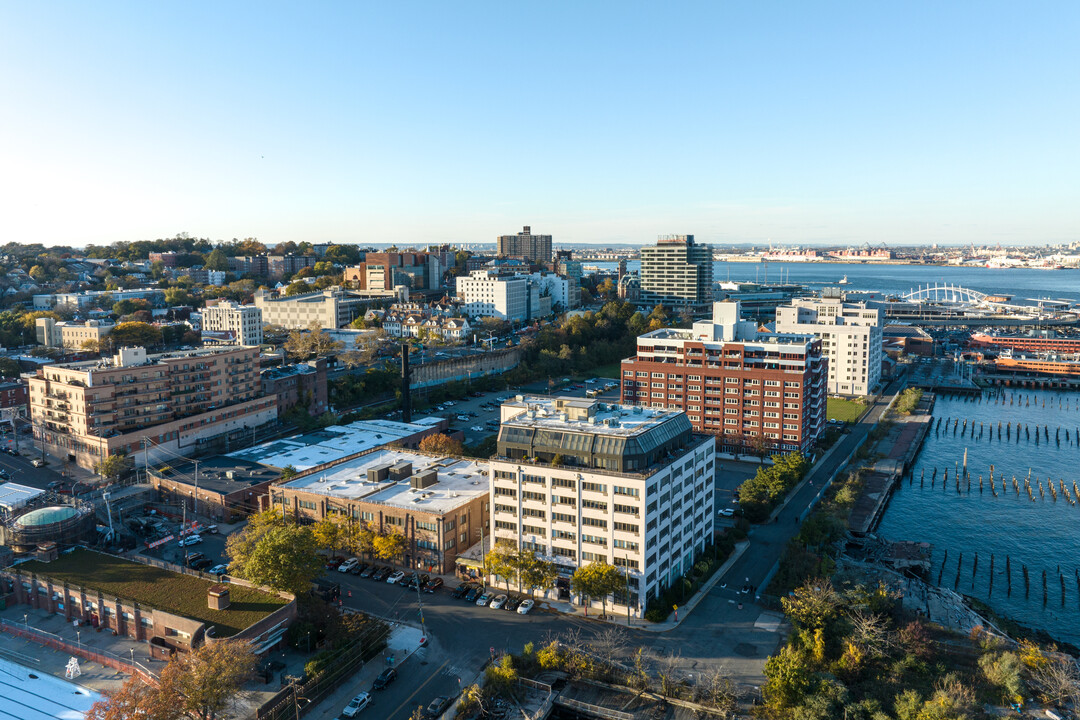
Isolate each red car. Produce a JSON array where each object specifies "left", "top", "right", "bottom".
[{"left": 324, "top": 556, "right": 346, "bottom": 571}]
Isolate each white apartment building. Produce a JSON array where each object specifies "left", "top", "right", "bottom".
[
  {"left": 774, "top": 297, "right": 883, "bottom": 396},
  {"left": 528, "top": 272, "right": 578, "bottom": 311},
  {"left": 253, "top": 288, "right": 368, "bottom": 329},
  {"left": 35, "top": 318, "right": 113, "bottom": 349},
  {"left": 489, "top": 396, "right": 716, "bottom": 617},
  {"left": 455, "top": 270, "right": 549, "bottom": 322},
  {"left": 201, "top": 300, "right": 264, "bottom": 346}
]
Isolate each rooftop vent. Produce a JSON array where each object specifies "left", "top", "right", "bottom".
[
  {"left": 367, "top": 464, "right": 392, "bottom": 484},
  {"left": 389, "top": 461, "right": 413, "bottom": 481},
  {"left": 515, "top": 394, "right": 524, "bottom": 402}
]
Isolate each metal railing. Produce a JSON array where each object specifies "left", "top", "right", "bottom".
[{"left": 0, "top": 617, "right": 159, "bottom": 684}]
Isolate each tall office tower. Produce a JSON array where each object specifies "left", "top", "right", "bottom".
[
  {"left": 497, "top": 226, "right": 552, "bottom": 263},
  {"left": 639, "top": 234, "right": 714, "bottom": 312}
]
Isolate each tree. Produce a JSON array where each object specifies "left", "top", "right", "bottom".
[
  {"left": 372, "top": 530, "right": 407, "bottom": 562},
  {"left": 94, "top": 454, "right": 132, "bottom": 482},
  {"left": 87, "top": 674, "right": 183, "bottom": 720},
  {"left": 781, "top": 578, "right": 842, "bottom": 633},
  {"left": 312, "top": 517, "right": 345, "bottom": 556},
  {"left": 110, "top": 322, "right": 162, "bottom": 348},
  {"left": 418, "top": 433, "right": 464, "bottom": 456},
  {"left": 325, "top": 244, "right": 360, "bottom": 265},
  {"left": 570, "top": 561, "right": 624, "bottom": 616},
  {"left": 518, "top": 549, "right": 558, "bottom": 597},
  {"left": 225, "top": 510, "right": 322, "bottom": 595},
  {"left": 234, "top": 238, "right": 267, "bottom": 256},
  {"left": 161, "top": 639, "right": 257, "bottom": 720},
  {"left": 762, "top": 644, "right": 812, "bottom": 711},
  {"left": 279, "top": 465, "right": 298, "bottom": 480},
  {"left": 203, "top": 247, "right": 230, "bottom": 271},
  {"left": 484, "top": 541, "right": 520, "bottom": 592},
  {"left": 81, "top": 339, "right": 101, "bottom": 354},
  {"left": 29, "top": 264, "right": 47, "bottom": 282},
  {"left": 285, "top": 281, "right": 310, "bottom": 296},
  {"left": 164, "top": 286, "right": 195, "bottom": 307}
]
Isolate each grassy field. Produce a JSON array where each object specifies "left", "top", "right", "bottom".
[
  {"left": 827, "top": 397, "right": 866, "bottom": 423},
  {"left": 587, "top": 362, "right": 623, "bottom": 380},
  {"left": 19, "top": 549, "right": 287, "bottom": 637}
]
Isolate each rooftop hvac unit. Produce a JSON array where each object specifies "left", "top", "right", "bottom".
[
  {"left": 633, "top": 406, "right": 643, "bottom": 414},
  {"left": 515, "top": 394, "right": 524, "bottom": 402},
  {"left": 389, "top": 461, "right": 413, "bottom": 481},
  {"left": 367, "top": 464, "right": 391, "bottom": 483},
  {"left": 225, "top": 471, "right": 235, "bottom": 480},
  {"left": 560, "top": 412, "right": 569, "bottom": 422},
  {"left": 410, "top": 468, "right": 438, "bottom": 490},
  {"left": 587, "top": 416, "right": 596, "bottom": 424}
]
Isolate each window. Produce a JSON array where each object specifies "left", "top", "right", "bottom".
[
  {"left": 553, "top": 511, "right": 575, "bottom": 523},
  {"left": 445, "top": 539, "right": 456, "bottom": 550},
  {"left": 417, "top": 539, "right": 438, "bottom": 550},
  {"left": 552, "top": 477, "right": 576, "bottom": 489},
  {"left": 553, "top": 529, "right": 576, "bottom": 541},
  {"left": 494, "top": 487, "right": 516, "bottom": 497},
  {"left": 582, "top": 534, "right": 607, "bottom": 547},
  {"left": 522, "top": 524, "right": 546, "bottom": 537},
  {"left": 614, "top": 521, "right": 639, "bottom": 534},
  {"left": 613, "top": 486, "right": 638, "bottom": 497},
  {"left": 582, "top": 499, "right": 607, "bottom": 511},
  {"left": 494, "top": 503, "right": 516, "bottom": 515},
  {"left": 582, "top": 516, "right": 608, "bottom": 529},
  {"left": 415, "top": 521, "right": 437, "bottom": 532},
  {"left": 384, "top": 515, "right": 404, "bottom": 527},
  {"left": 523, "top": 491, "right": 546, "bottom": 502},
  {"left": 614, "top": 503, "right": 638, "bottom": 515},
  {"left": 495, "top": 520, "right": 516, "bottom": 531},
  {"left": 614, "top": 538, "right": 639, "bottom": 551}
]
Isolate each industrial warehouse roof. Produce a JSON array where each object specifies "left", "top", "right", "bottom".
[
  {"left": 278, "top": 448, "right": 488, "bottom": 514},
  {"left": 0, "top": 482, "right": 44, "bottom": 514},
  {"left": 0, "top": 656, "right": 100, "bottom": 720},
  {"left": 227, "top": 417, "right": 444, "bottom": 470}
]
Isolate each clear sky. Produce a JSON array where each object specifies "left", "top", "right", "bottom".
[{"left": 2, "top": 2, "right": 1077, "bottom": 248}]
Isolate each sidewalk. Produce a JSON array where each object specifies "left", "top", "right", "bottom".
[
  {"left": 541, "top": 541, "right": 751, "bottom": 632},
  {"left": 305, "top": 623, "right": 426, "bottom": 720}
]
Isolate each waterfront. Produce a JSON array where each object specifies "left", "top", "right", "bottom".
[
  {"left": 588, "top": 260, "right": 1080, "bottom": 303},
  {"left": 877, "top": 388, "right": 1080, "bottom": 646}
]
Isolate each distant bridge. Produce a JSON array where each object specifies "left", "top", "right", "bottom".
[{"left": 900, "top": 284, "right": 987, "bottom": 304}]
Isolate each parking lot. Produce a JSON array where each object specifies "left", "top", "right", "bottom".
[{"left": 419, "top": 375, "right": 622, "bottom": 446}]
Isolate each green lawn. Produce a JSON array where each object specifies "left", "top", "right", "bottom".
[
  {"left": 587, "top": 362, "right": 624, "bottom": 380},
  {"left": 827, "top": 397, "right": 866, "bottom": 423},
  {"left": 19, "top": 548, "right": 287, "bottom": 637}
]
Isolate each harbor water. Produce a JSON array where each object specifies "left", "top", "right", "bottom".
[
  {"left": 876, "top": 388, "right": 1080, "bottom": 646},
  {"left": 586, "top": 260, "right": 1080, "bottom": 303}
]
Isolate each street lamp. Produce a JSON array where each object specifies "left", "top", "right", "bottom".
[
  {"left": 76, "top": 630, "right": 81, "bottom": 652},
  {"left": 23, "top": 614, "right": 28, "bottom": 633},
  {"left": 129, "top": 648, "right": 135, "bottom": 666}
]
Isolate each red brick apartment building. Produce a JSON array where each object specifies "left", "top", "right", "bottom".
[{"left": 621, "top": 302, "right": 827, "bottom": 455}]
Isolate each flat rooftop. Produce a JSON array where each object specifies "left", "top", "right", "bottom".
[
  {"left": 501, "top": 395, "right": 686, "bottom": 438},
  {"left": 0, "top": 482, "right": 44, "bottom": 513},
  {"left": 0, "top": 656, "right": 100, "bottom": 720},
  {"left": 639, "top": 326, "right": 815, "bottom": 347},
  {"left": 152, "top": 457, "right": 280, "bottom": 495},
  {"left": 228, "top": 417, "right": 444, "bottom": 470},
  {"left": 47, "top": 344, "right": 248, "bottom": 371},
  {"left": 278, "top": 448, "right": 488, "bottom": 515},
  {"left": 17, "top": 548, "right": 287, "bottom": 637}
]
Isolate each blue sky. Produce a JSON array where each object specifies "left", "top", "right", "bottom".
[{"left": 1, "top": 2, "right": 1077, "bottom": 247}]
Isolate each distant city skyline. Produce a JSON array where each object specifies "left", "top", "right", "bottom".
[{"left": 1, "top": 2, "right": 1077, "bottom": 248}]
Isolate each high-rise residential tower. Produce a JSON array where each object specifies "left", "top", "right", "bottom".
[
  {"left": 497, "top": 226, "right": 552, "bottom": 263},
  {"left": 639, "top": 234, "right": 713, "bottom": 312}
]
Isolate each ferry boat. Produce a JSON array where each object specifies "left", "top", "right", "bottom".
[
  {"left": 994, "top": 350, "right": 1080, "bottom": 376},
  {"left": 970, "top": 331, "right": 1080, "bottom": 354},
  {"left": 838, "top": 275, "right": 849, "bottom": 285}
]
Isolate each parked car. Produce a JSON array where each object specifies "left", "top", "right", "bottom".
[
  {"left": 449, "top": 582, "right": 471, "bottom": 598},
  {"left": 184, "top": 552, "right": 207, "bottom": 566},
  {"left": 422, "top": 577, "right": 444, "bottom": 593},
  {"left": 464, "top": 586, "right": 482, "bottom": 602},
  {"left": 424, "top": 696, "right": 453, "bottom": 718},
  {"left": 178, "top": 534, "right": 202, "bottom": 547},
  {"left": 503, "top": 596, "right": 521, "bottom": 611},
  {"left": 343, "top": 692, "right": 372, "bottom": 717},
  {"left": 387, "top": 570, "right": 405, "bottom": 584},
  {"left": 190, "top": 557, "right": 213, "bottom": 571},
  {"left": 350, "top": 562, "right": 369, "bottom": 576},
  {"left": 208, "top": 564, "right": 229, "bottom": 576},
  {"left": 489, "top": 594, "right": 507, "bottom": 609},
  {"left": 1, "top": 447, "right": 17, "bottom": 456},
  {"left": 470, "top": 426, "right": 484, "bottom": 432},
  {"left": 717, "top": 508, "right": 735, "bottom": 517},
  {"left": 373, "top": 566, "right": 392, "bottom": 581},
  {"left": 359, "top": 564, "right": 377, "bottom": 578},
  {"left": 31, "top": 458, "right": 46, "bottom": 467},
  {"left": 372, "top": 668, "right": 397, "bottom": 690},
  {"left": 517, "top": 599, "right": 535, "bottom": 615},
  {"left": 476, "top": 592, "right": 493, "bottom": 606},
  {"left": 325, "top": 556, "right": 346, "bottom": 571},
  {"left": 338, "top": 558, "right": 360, "bottom": 574},
  {"left": 457, "top": 415, "right": 471, "bottom": 422}
]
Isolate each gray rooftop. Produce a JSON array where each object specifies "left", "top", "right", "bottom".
[{"left": 279, "top": 449, "right": 489, "bottom": 514}]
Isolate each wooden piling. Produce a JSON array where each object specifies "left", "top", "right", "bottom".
[{"left": 1024, "top": 565, "right": 1030, "bottom": 597}]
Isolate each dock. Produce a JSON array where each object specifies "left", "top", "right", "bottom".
[{"left": 847, "top": 392, "right": 936, "bottom": 536}]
